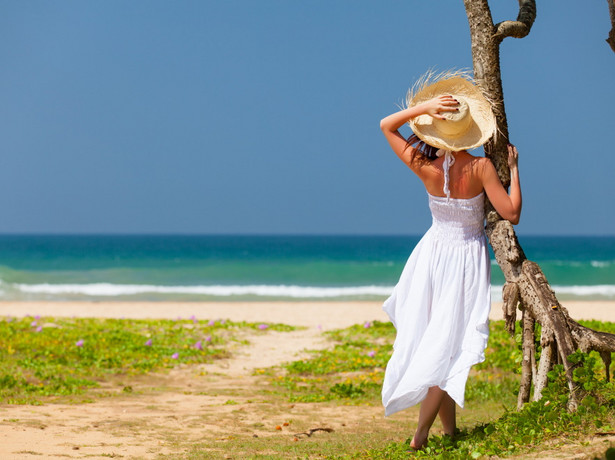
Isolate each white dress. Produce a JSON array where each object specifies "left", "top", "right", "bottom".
[{"left": 382, "top": 151, "right": 491, "bottom": 417}]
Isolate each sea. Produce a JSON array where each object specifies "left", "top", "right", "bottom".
[{"left": 0, "top": 234, "right": 613, "bottom": 303}]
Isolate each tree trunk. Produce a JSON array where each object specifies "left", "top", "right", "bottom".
[
  {"left": 607, "top": 0, "right": 615, "bottom": 53},
  {"left": 463, "top": 0, "right": 615, "bottom": 411}
]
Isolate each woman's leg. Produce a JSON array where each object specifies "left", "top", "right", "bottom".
[
  {"left": 438, "top": 392, "right": 456, "bottom": 436},
  {"left": 410, "top": 386, "right": 446, "bottom": 449}
]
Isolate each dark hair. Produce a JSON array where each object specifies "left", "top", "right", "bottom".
[{"left": 406, "top": 134, "right": 439, "bottom": 161}]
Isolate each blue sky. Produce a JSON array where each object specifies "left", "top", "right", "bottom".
[{"left": 0, "top": 1, "right": 613, "bottom": 235}]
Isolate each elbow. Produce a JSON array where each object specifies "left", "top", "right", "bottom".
[
  {"left": 380, "top": 118, "right": 395, "bottom": 133},
  {"left": 507, "top": 211, "right": 521, "bottom": 225},
  {"left": 379, "top": 118, "right": 388, "bottom": 132}
]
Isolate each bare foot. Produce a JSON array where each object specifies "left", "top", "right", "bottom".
[{"left": 409, "top": 433, "right": 428, "bottom": 450}]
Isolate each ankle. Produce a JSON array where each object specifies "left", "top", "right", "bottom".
[{"left": 410, "top": 428, "right": 429, "bottom": 449}]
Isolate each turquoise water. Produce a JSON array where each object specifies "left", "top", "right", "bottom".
[{"left": 0, "top": 235, "right": 612, "bottom": 301}]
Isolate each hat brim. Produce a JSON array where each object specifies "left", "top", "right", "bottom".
[{"left": 407, "top": 72, "right": 496, "bottom": 151}]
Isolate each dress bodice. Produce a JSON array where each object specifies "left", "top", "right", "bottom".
[{"left": 428, "top": 193, "right": 485, "bottom": 241}]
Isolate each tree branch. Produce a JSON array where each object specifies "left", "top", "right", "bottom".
[
  {"left": 494, "top": 0, "right": 537, "bottom": 42},
  {"left": 568, "top": 320, "right": 615, "bottom": 354},
  {"left": 534, "top": 341, "right": 555, "bottom": 401},
  {"left": 517, "top": 309, "right": 535, "bottom": 409},
  {"left": 607, "top": 0, "right": 615, "bottom": 53}
]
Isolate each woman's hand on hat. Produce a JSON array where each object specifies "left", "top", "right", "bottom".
[{"left": 422, "top": 95, "right": 459, "bottom": 120}]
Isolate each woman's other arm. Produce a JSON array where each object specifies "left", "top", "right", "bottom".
[
  {"left": 481, "top": 144, "right": 522, "bottom": 224},
  {"left": 379, "top": 96, "right": 458, "bottom": 166}
]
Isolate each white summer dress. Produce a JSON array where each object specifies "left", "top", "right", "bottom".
[{"left": 382, "top": 151, "right": 491, "bottom": 417}]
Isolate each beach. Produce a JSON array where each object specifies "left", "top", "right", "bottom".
[
  {"left": 1, "top": 300, "right": 614, "bottom": 327},
  {"left": 1, "top": 300, "right": 614, "bottom": 459}
]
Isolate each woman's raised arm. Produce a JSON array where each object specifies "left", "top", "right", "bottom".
[
  {"left": 480, "top": 144, "right": 522, "bottom": 225},
  {"left": 380, "top": 95, "right": 459, "bottom": 166}
]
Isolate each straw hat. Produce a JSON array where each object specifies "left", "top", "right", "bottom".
[{"left": 406, "top": 70, "right": 496, "bottom": 151}]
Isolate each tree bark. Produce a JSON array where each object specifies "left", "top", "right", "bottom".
[
  {"left": 494, "top": 0, "right": 537, "bottom": 41},
  {"left": 607, "top": 0, "right": 615, "bottom": 53},
  {"left": 463, "top": 0, "right": 615, "bottom": 411},
  {"left": 533, "top": 341, "right": 555, "bottom": 401},
  {"left": 518, "top": 309, "right": 535, "bottom": 409}
]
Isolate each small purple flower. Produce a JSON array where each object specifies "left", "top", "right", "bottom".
[
  {"left": 76, "top": 339, "right": 84, "bottom": 347},
  {"left": 35, "top": 315, "right": 41, "bottom": 320},
  {"left": 367, "top": 350, "right": 376, "bottom": 358},
  {"left": 363, "top": 321, "right": 372, "bottom": 329},
  {"left": 171, "top": 352, "right": 179, "bottom": 359},
  {"left": 317, "top": 324, "right": 322, "bottom": 330},
  {"left": 5, "top": 316, "right": 13, "bottom": 323},
  {"left": 31, "top": 321, "right": 37, "bottom": 327},
  {"left": 205, "top": 335, "right": 212, "bottom": 342},
  {"left": 36, "top": 326, "right": 43, "bottom": 333},
  {"left": 190, "top": 315, "right": 198, "bottom": 323},
  {"left": 219, "top": 319, "right": 226, "bottom": 325},
  {"left": 145, "top": 339, "right": 152, "bottom": 346},
  {"left": 194, "top": 340, "right": 203, "bottom": 350},
  {"left": 258, "top": 324, "right": 269, "bottom": 331},
  {"left": 207, "top": 320, "right": 216, "bottom": 326}
]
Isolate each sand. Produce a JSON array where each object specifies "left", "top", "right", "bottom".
[{"left": 0, "top": 300, "right": 613, "bottom": 328}]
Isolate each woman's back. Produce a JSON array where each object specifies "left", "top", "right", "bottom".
[{"left": 414, "top": 150, "right": 486, "bottom": 199}]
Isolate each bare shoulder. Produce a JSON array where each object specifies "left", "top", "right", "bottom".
[
  {"left": 408, "top": 153, "right": 434, "bottom": 174},
  {"left": 472, "top": 156, "right": 494, "bottom": 176}
]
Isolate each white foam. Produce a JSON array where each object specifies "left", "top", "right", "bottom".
[
  {"left": 14, "top": 283, "right": 395, "bottom": 298},
  {"left": 14, "top": 283, "right": 615, "bottom": 300},
  {"left": 490, "top": 284, "right": 615, "bottom": 301},
  {"left": 552, "top": 285, "right": 615, "bottom": 297},
  {"left": 590, "top": 260, "right": 612, "bottom": 268}
]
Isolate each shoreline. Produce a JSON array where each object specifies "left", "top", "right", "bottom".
[{"left": 0, "top": 300, "right": 613, "bottom": 330}]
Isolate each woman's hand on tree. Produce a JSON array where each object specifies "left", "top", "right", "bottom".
[{"left": 507, "top": 143, "right": 519, "bottom": 170}]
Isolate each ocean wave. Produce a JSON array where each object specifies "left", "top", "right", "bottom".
[
  {"left": 591, "top": 260, "right": 612, "bottom": 268},
  {"left": 14, "top": 283, "right": 395, "bottom": 298},
  {"left": 489, "top": 259, "right": 613, "bottom": 269},
  {"left": 490, "top": 284, "right": 615, "bottom": 302},
  {"left": 10, "top": 282, "right": 615, "bottom": 300},
  {"left": 551, "top": 285, "right": 615, "bottom": 297}
]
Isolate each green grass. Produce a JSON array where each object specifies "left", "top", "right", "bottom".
[
  {"left": 264, "top": 320, "right": 521, "bottom": 406},
  {"left": 261, "top": 320, "right": 394, "bottom": 403},
  {"left": 0, "top": 315, "right": 295, "bottom": 404}
]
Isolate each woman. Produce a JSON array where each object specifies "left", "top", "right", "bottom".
[{"left": 379, "top": 71, "right": 521, "bottom": 450}]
